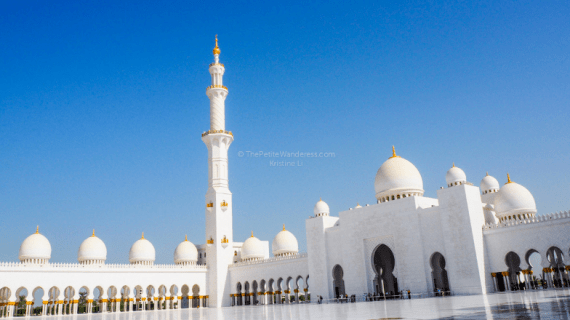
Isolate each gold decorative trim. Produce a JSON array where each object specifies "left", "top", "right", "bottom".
[
  {"left": 206, "top": 85, "right": 228, "bottom": 91},
  {"left": 389, "top": 146, "right": 401, "bottom": 159},
  {"left": 221, "top": 200, "right": 228, "bottom": 207},
  {"left": 202, "top": 129, "right": 233, "bottom": 137},
  {"left": 206, "top": 202, "right": 214, "bottom": 208}
]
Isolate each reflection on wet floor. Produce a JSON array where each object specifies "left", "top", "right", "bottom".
[{"left": 439, "top": 295, "right": 570, "bottom": 319}]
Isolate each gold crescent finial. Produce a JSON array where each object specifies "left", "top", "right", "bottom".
[
  {"left": 452, "top": 162, "right": 455, "bottom": 167},
  {"left": 185, "top": 234, "right": 188, "bottom": 241},
  {"left": 507, "top": 173, "right": 512, "bottom": 184},
  {"left": 283, "top": 224, "right": 286, "bottom": 231},
  {"left": 141, "top": 232, "right": 145, "bottom": 239},
  {"left": 390, "top": 146, "right": 400, "bottom": 159},
  {"left": 251, "top": 231, "right": 254, "bottom": 238},
  {"left": 92, "top": 229, "right": 95, "bottom": 237},
  {"left": 319, "top": 197, "right": 322, "bottom": 201},
  {"left": 36, "top": 226, "right": 39, "bottom": 234},
  {"left": 213, "top": 35, "right": 221, "bottom": 55},
  {"left": 486, "top": 172, "right": 489, "bottom": 176}
]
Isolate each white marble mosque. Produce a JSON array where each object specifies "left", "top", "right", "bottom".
[{"left": 1, "top": 37, "right": 570, "bottom": 318}]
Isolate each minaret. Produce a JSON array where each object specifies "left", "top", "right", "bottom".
[{"left": 202, "top": 35, "right": 234, "bottom": 308}]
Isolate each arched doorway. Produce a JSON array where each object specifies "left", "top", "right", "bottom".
[
  {"left": 372, "top": 244, "right": 398, "bottom": 296},
  {"left": 244, "top": 282, "right": 250, "bottom": 305},
  {"left": 547, "top": 246, "right": 567, "bottom": 287},
  {"left": 332, "top": 265, "right": 345, "bottom": 298},
  {"left": 430, "top": 252, "right": 449, "bottom": 294},
  {"left": 505, "top": 251, "right": 522, "bottom": 290},
  {"left": 236, "top": 283, "right": 242, "bottom": 306},
  {"left": 252, "top": 281, "right": 258, "bottom": 305}
]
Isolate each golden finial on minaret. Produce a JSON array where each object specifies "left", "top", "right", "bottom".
[
  {"left": 283, "top": 224, "right": 286, "bottom": 231},
  {"left": 36, "top": 226, "right": 39, "bottom": 234},
  {"left": 506, "top": 173, "right": 512, "bottom": 184},
  {"left": 141, "top": 232, "right": 145, "bottom": 239},
  {"left": 251, "top": 231, "right": 254, "bottom": 238},
  {"left": 319, "top": 197, "right": 322, "bottom": 201},
  {"left": 92, "top": 229, "right": 95, "bottom": 237},
  {"left": 452, "top": 162, "right": 455, "bottom": 167},
  {"left": 185, "top": 234, "right": 188, "bottom": 241},
  {"left": 213, "top": 35, "right": 221, "bottom": 55},
  {"left": 486, "top": 172, "right": 489, "bottom": 176},
  {"left": 390, "top": 146, "right": 400, "bottom": 159}
]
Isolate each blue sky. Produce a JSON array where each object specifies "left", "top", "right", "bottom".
[{"left": 1, "top": 0, "right": 569, "bottom": 264}]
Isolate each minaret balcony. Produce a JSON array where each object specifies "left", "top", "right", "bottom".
[
  {"left": 206, "top": 85, "right": 228, "bottom": 91},
  {"left": 209, "top": 62, "right": 225, "bottom": 67},
  {"left": 201, "top": 130, "right": 233, "bottom": 137}
]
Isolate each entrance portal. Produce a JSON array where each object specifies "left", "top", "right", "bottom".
[
  {"left": 430, "top": 252, "right": 449, "bottom": 293},
  {"left": 332, "top": 265, "right": 345, "bottom": 298},
  {"left": 372, "top": 244, "right": 398, "bottom": 295}
]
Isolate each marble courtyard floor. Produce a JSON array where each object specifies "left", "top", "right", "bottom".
[{"left": 40, "top": 289, "right": 570, "bottom": 319}]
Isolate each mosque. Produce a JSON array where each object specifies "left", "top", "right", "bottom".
[{"left": 1, "top": 38, "right": 570, "bottom": 317}]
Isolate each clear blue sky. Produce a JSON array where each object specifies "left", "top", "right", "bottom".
[{"left": 1, "top": 0, "right": 569, "bottom": 264}]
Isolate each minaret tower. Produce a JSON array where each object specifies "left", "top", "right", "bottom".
[{"left": 202, "top": 35, "right": 234, "bottom": 307}]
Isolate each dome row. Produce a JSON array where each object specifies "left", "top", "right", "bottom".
[
  {"left": 18, "top": 230, "right": 198, "bottom": 266},
  {"left": 240, "top": 225, "right": 299, "bottom": 262},
  {"left": 320, "top": 146, "right": 537, "bottom": 222}
]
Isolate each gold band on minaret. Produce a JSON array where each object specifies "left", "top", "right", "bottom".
[{"left": 213, "top": 35, "right": 221, "bottom": 55}]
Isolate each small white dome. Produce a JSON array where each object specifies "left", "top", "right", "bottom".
[
  {"left": 314, "top": 199, "right": 330, "bottom": 217},
  {"left": 78, "top": 231, "right": 107, "bottom": 263},
  {"left": 19, "top": 227, "right": 51, "bottom": 263},
  {"left": 272, "top": 225, "right": 299, "bottom": 257},
  {"left": 241, "top": 233, "right": 265, "bottom": 261},
  {"left": 129, "top": 233, "right": 156, "bottom": 264},
  {"left": 174, "top": 236, "right": 198, "bottom": 264},
  {"left": 494, "top": 175, "right": 537, "bottom": 220},
  {"left": 446, "top": 164, "right": 467, "bottom": 186},
  {"left": 375, "top": 147, "right": 424, "bottom": 201},
  {"left": 480, "top": 173, "right": 500, "bottom": 194}
]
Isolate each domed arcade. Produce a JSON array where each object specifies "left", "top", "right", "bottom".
[
  {"left": 78, "top": 230, "right": 107, "bottom": 265},
  {"left": 446, "top": 164, "right": 467, "bottom": 187},
  {"left": 493, "top": 174, "right": 537, "bottom": 222},
  {"left": 272, "top": 225, "right": 299, "bottom": 257},
  {"left": 19, "top": 226, "right": 51, "bottom": 265},
  {"left": 375, "top": 146, "right": 424, "bottom": 202},
  {"left": 240, "top": 232, "right": 265, "bottom": 262},
  {"left": 129, "top": 233, "right": 156, "bottom": 265},
  {"left": 174, "top": 235, "right": 198, "bottom": 265}
]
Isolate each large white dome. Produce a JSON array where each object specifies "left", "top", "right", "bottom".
[
  {"left": 314, "top": 199, "right": 330, "bottom": 217},
  {"left": 493, "top": 175, "right": 537, "bottom": 221},
  {"left": 174, "top": 236, "right": 198, "bottom": 265},
  {"left": 241, "top": 232, "right": 265, "bottom": 261},
  {"left": 481, "top": 173, "right": 500, "bottom": 194},
  {"left": 446, "top": 164, "right": 467, "bottom": 187},
  {"left": 272, "top": 225, "right": 298, "bottom": 257},
  {"left": 375, "top": 147, "right": 424, "bottom": 201},
  {"left": 129, "top": 233, "right": 156, "bottom": 264},
  {"left": 78, "top": 231, "right": 107, "bottom": 263},
  {"left": 19, "top": 227, "right": 51, "bottom": 263}
]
